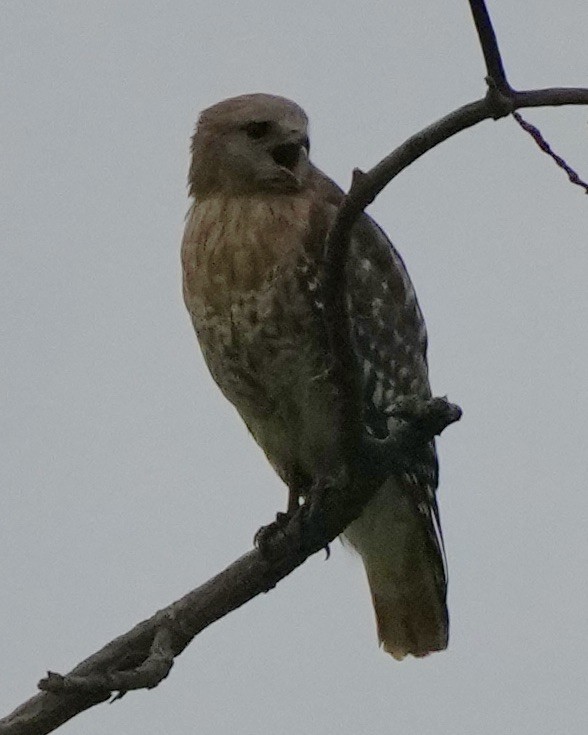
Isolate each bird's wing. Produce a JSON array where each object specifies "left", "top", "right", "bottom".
[{"left": 311, "top": 167, "right": 448, "bottom": 657}]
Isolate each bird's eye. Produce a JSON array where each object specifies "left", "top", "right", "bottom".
[
  {"left": 301, "top": 135, "right": 310, "bottom": 153},
  {"left": 243, "top": 121, "right": 271, "bottom": 139}
]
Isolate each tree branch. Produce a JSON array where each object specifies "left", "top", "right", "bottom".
[
  {"left": 512, "top": 112, "right": 588, "bottom": 194},
  {"left": 514, "top": 87, "right": 588, "bottom": 108},
  {"left": 3, "top": 1, "right": 588, "bottom": 733},
  {"left": 0, "top": 397, "right": 460, "bottom": 735},
  {"left": 468, "top": 0, "right": 510, "bottom": 91}
]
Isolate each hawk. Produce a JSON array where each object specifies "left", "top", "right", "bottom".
[{"left": 181, "top": 93, "right": 448, "bottom": 659}]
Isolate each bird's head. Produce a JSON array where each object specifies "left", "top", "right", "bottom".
[{"left": 188, "top": 93, "right": 311, "bottom": 198}]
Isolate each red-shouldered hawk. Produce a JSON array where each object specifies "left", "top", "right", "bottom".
[{"left": 181, "top": 94, "right": 448, "bottom": 659}]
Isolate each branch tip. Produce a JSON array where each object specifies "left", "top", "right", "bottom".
[{"left": 469, "top": 0, "right": 509, "bottom": 91}]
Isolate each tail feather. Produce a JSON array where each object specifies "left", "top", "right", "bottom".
[
  {"left": 368, "top": 567, "right": 448, "bottom": 660},
  {"left": 343, "top": 476, "right": 448, "bottom": 660}
]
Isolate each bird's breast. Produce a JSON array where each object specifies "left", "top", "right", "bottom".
[
  {"left": 181, "top": 194, "right": 315, "bottom": 388},
  {"left": 181, "top": 194, "right": 313, "bottom": 305},
  {"left": 181, "top": 194, "right": 325, "bottom": 397},
  {"left": 181, "top": 193, "right": 339, "bottom": 477}
]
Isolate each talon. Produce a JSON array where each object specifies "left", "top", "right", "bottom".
[
  {"left": 298, "top": 482, "right": 332, "bottom": 554},
  {"left": 254, "top": 511, "right": 294, "bottom": 558}
]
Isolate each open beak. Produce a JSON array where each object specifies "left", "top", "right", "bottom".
[{"left": 271, "top": 141, "right": 307, "bottom": 172}]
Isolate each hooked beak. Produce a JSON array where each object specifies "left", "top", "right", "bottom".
[
  {"left": 269, "top": 136, "right": 309, "bottom": 190},
  {"left": 271, "top": 140, "right": 308, "bottom": 172}
]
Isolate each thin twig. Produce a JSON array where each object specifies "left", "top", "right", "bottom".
[
  {"left": 512, "top": 112, "right": 588, "bottom": 194},
  {"left": 467, "top": 0, "right": 510, "bottom": 91}
]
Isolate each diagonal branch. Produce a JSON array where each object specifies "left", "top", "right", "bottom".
[
  {"left": 0, "top": 398, "right": 460, "bottom": 735},
  {"left": 513, "top": 112, "right": 588, "bottom": 194}
]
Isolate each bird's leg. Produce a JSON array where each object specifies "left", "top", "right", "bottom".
[
  {"left": 254, "top": 474, "right": 306, "bottom": 557},
  {"left": 254, "top": 465, "right": 347, "bottom": 558},
  {"left": 300, "top": 474, "right": 340, "bottom": 559},
  {"left": 287, "top": 486, "right": 301, "bottom": 516}
]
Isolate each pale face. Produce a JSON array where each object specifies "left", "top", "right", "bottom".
[{"left": 189, "top": 94, "right": 312, "bottom": 196}]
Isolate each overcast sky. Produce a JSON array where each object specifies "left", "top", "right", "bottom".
[{"left": 2, "top": 1, "right": 588, "bottom": 734}]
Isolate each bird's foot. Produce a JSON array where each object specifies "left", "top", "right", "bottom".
[
  {"left": 254, "top": 511, "right": 301, "bottom": 559},
  {"left": 254, "top": 474, "right": 342, "bottom": 560}
]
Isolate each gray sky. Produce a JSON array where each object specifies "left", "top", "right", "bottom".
[{"left": 2, "top": 1, "right": 587, "bottom": 733}]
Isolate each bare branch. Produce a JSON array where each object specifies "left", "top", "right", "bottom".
[
  {"left": 512, "top": 112, "right": 588, "bottom": 194},
  {"left": 0, "top": 398, "right": 459, "bottom": 735},
  {"left": 464, "top": 1, "right": 588, "bottom": 194},
  {"left": 38, "top": 628, "right": 175, "bottom": 697},
  {"left": 514, "top": 87, "right": 588, "bottom": 108},
  {"left": 322, "top": 91, "right": 588, "bottom": 376},
  {"left": 467, "top": 0, "right": 510, "bottom": 91}
]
